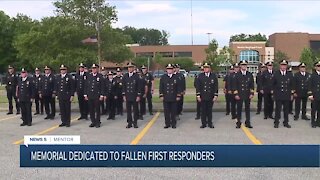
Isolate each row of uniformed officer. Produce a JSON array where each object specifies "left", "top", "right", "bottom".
[{"left": 307, "top": 61, "right": 320, "bottom": 128}]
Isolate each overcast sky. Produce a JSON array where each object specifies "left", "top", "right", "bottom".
[{"left": 1, "top": 0, "right": 320, "bottom": 46}]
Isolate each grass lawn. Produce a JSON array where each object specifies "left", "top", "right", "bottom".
[{"left": 153, "top": 77, "right": 225, "bottom": 89}]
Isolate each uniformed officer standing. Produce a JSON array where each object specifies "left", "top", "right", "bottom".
[
  {"left": 100, "top": 67, "right": 107, "bottom": 115},
  {"left": 308, "top": 61, "right": 320, "bottom": 128},
  {"left": 195, "top": 66, "right": 204, "bottom": 120},
  {"left": 288, "top": 67, "right": 294, "bottom": 114},
  {"left": 141, "top": 65, "right": 155, "bottom": 115},
  {"left": 229, "top": 63, "right": 239, "bottom": 119},
  {"left": 294, "top": 63, "right": 311, "bottom": 121},
  {"left": 160, "top": 64, "right": 182, "bottom": 129},
  {"left": 256, "top": 63, "right": 266, "bottom": 115},
  {"left": 261, "top": 61, "right": 275, "bottom": 119},
  {"left": 5, "top": 65, "right": 20, "bottom": 115},
  {"left": 273, "top": 60, "right": 294, "bottom": 128},
  {"left": 39, "top": 66, "right": 56, "bottom": 120},
  {"left": 174, "top": 64, "right": 186, "bottom": 117},
  {"left": 33, "top": 68, "right": 44, "bottom": 115},
  {"left": 224, "top": 66, "right": 234, "bottom": 116},
  {"left": 75, "top": 63, "right": 88, "bottom": 120},
  {"left": 104, "top": 71, "right": 116, "bottom": 120},
  {"left": 55, "top": 65, "right": 74, "bottom": 127},
  {"left": 233, "top": 60, "right": 254, "bottom": 129},
  {"left": 17, "top": 68, "right": 35, "bottom": 126},
  {"left": 196, "top": 63, "right": 218, "bottom": 128},
  {"left": 84, "top": 64, "right": 104, "bottom": 128},
  {"left": 122, "top": 62, "right": 142, "bottom": 128},
  {"left": 137, "top": 68, "right": 148, "bottom": 120},
  {"left": 114, "top": 68, "right": 124, "bottom": 115}
]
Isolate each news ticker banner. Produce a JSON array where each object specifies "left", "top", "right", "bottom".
[{"left": 20, "top": 144, "right": 320, "bottom": 167}]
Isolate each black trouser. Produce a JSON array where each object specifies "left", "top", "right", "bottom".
[
  {"left": 231, "top": 94, "right": 237, "bottom": 118},
  {"left": 101, "top": 99, "right": 106, "bottom": 114},
  {"left": 88, "top": 99, "right": 101, "bottom": 125},
  {"left": 106, "top": 96, "right": 115, "bottom": 118},
  {"left": 43, "top": 95, "right": 55, "bottom": 117},
  {"left": 289, "top": 99, "right": 293, "bottom": 113},
  {"left": 116, "top": 95, "right": 123, "bottom": 114},
  {"left": 225, "top": 94, "right": 231, "bottom": 114},
  {"left": 7, "top": 88, "right": 20, "bottom": 113},
  {"left": 196, "top": 100, "right": 201, "bottom": 118},
  {"left": 177, "top": 95, "right": 184, "bottom": 114},
  {"left": 126, "top": 100, "right": 139, "bottom": 125},
  {"left": 201, "top": 100, "right": 214, "bottom": 126},
  {"left": 274, "top": 100, "right": 289, "bottom": 125},
  {"left": 34, "top": 93, "right": 43, "bottom": 114},
  {"left": 140, "top": 96, "right": 146, "bottom": 116},
  {"left": 257, "top": 92, "right": 263, "bottom": 113},
  {"left": 236, "top": 99, "right": 251, "bottom": 125},
  {"left": 264, "top": 93, "right": 274, "bottom": 118},
  {"left": 20, "top": 101, "right": 32, "bottom": 125},
  {"left": 295, "top": 97, "right": 307, "bottom": 118},
  {"left": 311, "top": 101, "right": 320, "bottom": 126},
  {"left": 163, "top": 101, "right": 177, "bottom": 126},
  {"left": 77, "top": 93, "right": 88, "bottom": 118},
  {"left": 147, "top": 91, "right": 153, "bottom": 113},
  {"left": 59, "top": 99, "right": 71, "bottom": 125}
]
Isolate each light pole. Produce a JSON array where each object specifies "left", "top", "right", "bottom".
[{"left": 206, "top": 32, "right": 212, "bottom": 44}]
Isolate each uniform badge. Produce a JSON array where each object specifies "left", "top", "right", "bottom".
[
  {"left": 84, "top": 76, "right": 86, "bottom": 80},
  {"left": 119, "top": 83, "right": 122, "bottom": 85},
  {"left": 11, "top": 74, "right": 14, "bottom": 77},
  {"left": 26, "top": 81, "right": 29, "bottom": 85},
  {"left": 211, "top": 79, "right": 214, "bottom": 83},
  {"left": 66, "top": 78, "right": 69, "bottom": 81},
  {"left": 97, "top": 77, "right": 100, "bottom": 81},
  {"left": 38, "top": 78, "right": 41, "bottom": 81},
  {"left": 174, "top": 79, "right": 176, "bottom": 83},
  {"left": 50, "top": 77, "right": 52, "bottom": 81}
]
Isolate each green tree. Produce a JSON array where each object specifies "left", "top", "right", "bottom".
[
  {"left": 121, "top": 26, "right": 169, "bottom": 45},
  {"left": 173, "top": 57, "right": 194, "bottom": 71},
  {"left": 274, "top": 50, "right": 289, "bottom": 68},
  {"left": 300, "top": 47, "right": 314, "bottom": 70},
  {"left": 229, "top": 33, "right": 267, "bottom": 42},
  {"left": 205, "top": 38, "right": 220, "bottom": 70},
  {"left": 132, "top": 57, "right": 150, "bottom": 68},
  {"left": 0, "top": 11, "right": 15, "bottom": 72}
]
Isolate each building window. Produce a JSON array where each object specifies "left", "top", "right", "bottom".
[
  {"left": 239, "top": 50, "right": 260, "bottom": 64},
  {"left": 174, "top": 51, "right": 192, "bottom": 58},
  {"left": 158, "top": 52, "right": 173, "bottom": 58},
  {"left": 136, "top": 52, "right": 154, "bottom": 57}
]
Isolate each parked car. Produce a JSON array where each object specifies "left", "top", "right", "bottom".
[
  {"left": 153, "top": 70, "right": 165, "bottom": 78},
  {"left": 217, "top": 72, "right": 227, "bottom": 78},
  {"left": 188, "top": 71, "right": 201, "bottom": 77},
  {"left": 179, "top": 69, "right": 188, "bottom": 77}
]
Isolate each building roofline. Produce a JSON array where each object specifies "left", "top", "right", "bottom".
[{"left": 230, "top": 41, "right": 266, "bottom": 44}]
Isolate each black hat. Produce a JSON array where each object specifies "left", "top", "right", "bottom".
[
  {"left": 265, "top": 61, "right": 273, "bottom": 66},
  {"left": 101, "top": 66, "right": 105, "bottom": 70},
  {"left": 92, "top": 64, "right": 99, "bottom": 68},
  {"left": 260, "top": 62, "right": 266, "bottom": 68},
  {"left": 79, "top": 63, "right": 85, "bottom": 68},
  {"left": 199, "top": 66, "right": 204, "bottom": 70},
  {"left": 127, "top": 62, "right": 135, "bottom": 67},
  {"left": 240, "top": 60, "right": 248, "bottom": 65},
  {"left": 314, "top": 61, "right": 320, "bottom": 66},
  {"left": 166, "top": 64, "right": 174, "bottom": 69},
  {"left": 107, "top": 71, "right": 113, "bottom": 75},
  {"left": 116, "top": 67, "right": 122, "bottom": 72},
  {"left": 230, "top": 66, "right": 234, "bottom": 70},
  {"left": 280, "top": 60, "right": 288, "bottom": 65},
  {"left": 175, "top": 64, "right": 180, "bottom": 68},
  {"left": 35, "top": 67, "right": 40, "bottom": 71},
  {"left": 233, "top": 63, "right": 239, "bottom": 67},
  {"left": 299, "top": 63, "right": 306, "bottom": 67},
  {"left": 21, "top": 68, "right": 27, "bottom": 73},
  {"left": 141, "top": 65, "right": 147, "bottom": 69},
  {"left": 44, "top": 66, "right": 51, "bottom": 70},
  {"left": 60, "top": 64, "right": 67, "bottom": 70},
  {"left": 203, "top": 62, "right": 210, "bottom": 68},
  {"left": 8, "top": 65, "right": 14, "bottom": 69}
]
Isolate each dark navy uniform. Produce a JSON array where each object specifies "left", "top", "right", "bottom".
[
  {"left": 84, "top": 66, "right": 104, "bottom": 128},
  {"left": 141, "top": 67, "right": 154, "bottom": 115},
  {"left": 138, "top": 71, "right": 147, "bottom": 120},
  {"left": 39, "top": 67, "right": 56, "bottom": 119},
  {"left": 160, "top": 66, "right": 182, "bottom": 128},
  {"left": 196, "top": 69, "right": 218, "bottom": 128},
  {"left": 261, "top": 64, "right": 274, "bottom": 119},
  {"left": 194, "top": 73, "right": 201, "bottom": 119},
  {"left": 256, "top": 69, "right": 264, "bottom": 114},
  {"left": 114, "top": 71, "right": 124, "bottom": 115},
  {"left": 294, "top": 68, "right": 310, "bottom": 120},
  {"left": 307, "top": 65, "right": 320, "bottom": 128},
  {"left": 122, "top": 68, "right": 142, "bottom": 128},
  {"left": 272, "top": 61, "right": 294, "bottom": 128},
  {"left": 75, "top": 66, "right": 89, "bottom": 120},
  {"left": 175, "top": 69, "right": 186, "bottom": 116},
  {"left": 233, "top": 67, "right": 254, "bottom": 128},
  {"left": 33, "top": 71, "right": 44, "bottom": 115},
  {"left": 5, "top": 66, "right": 20, "bottom": 114},
  {"left": 55, "top": 67, "right": 75, "bottom": 127},
  {"left": 17, "top": 72, "right": 35, "bottom": 126},
  {"left": 224, "top": 72, "right": 232, "bottom": 116},
  {"left": 229, "top": 70, "right": 238, "bottom": 119},
  {"left": 104, "top": 72, "right": 116, "bottom": 120}
]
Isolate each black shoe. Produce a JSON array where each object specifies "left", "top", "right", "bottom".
[
  {"left": 245, "top": 124, "right": 253, "bottom": 128},
  {"left": 20, "top": 123, "right": 26, "bottom": 126},
  {"left": 232, "top": 116, "right": 237, "bottom": 120},
  {"left": 172, "top": 125, "right": 176, "bottom": 129},
  {"left": 95, "top": 124, "right": 100, "bottom": 128},
  {"left": 34, "top": 112, "right": 39, "bottom": 115},
  {"left": 226, "top": 112, "right": 230, "bottom": 115},
  {"left": 176, "top": 116, "right": 180, "bottom": 121},
  {"left": 264, "top": 117, "right": 268, "bottom": 120},
  {"left": 294, "top": 116, "right": 299, "bottom": 121},
  {"left": 89, "top": 124, "right": 95, "bottom": 128},
  {"left": 195, "top": 117, "right": 200, "bottom": 120},
  {"left": 274, "top": 124, "right": 279, "bottom": 128},
  {"left": 302, "top": 116, "right": 310, "bottom": 120},
  {"left": 139, "top": 116, "right": 144, "bottom": 120},
  {"left": 284, "top": 124, "right": 291, "bottom": 128},
  {"left": 200, "top": 125, "right": 206, "bottom": 128},
  {"left": 78, "top": 117, "right": 83, "bottom": 120},
  {"left": 126, "top": 124, "right": 132, "bottom": 128},
  {"left": 256, "top": 112, "right": 260, "bottom": 115},
  {"left": 289, "top": 112, "right": 293, "bottom": 115},
  {"left": 150, "top": 112, "right": 154, "bottom": 115},
  {"left": 133, "top": 124, "right": 138, "bottom": 128},
  {"left": 27, "top": 123, "right": 32, "bottom": 126},
  {"left": 7, "top": 112, "right": 13, "bottom": 115},
  {"left": 59, "top": 123, "right": 66, "bottom": 127},
  {"left": 16, "top": 111, "right": 20, "bottom": 115},
  {"left": 208, "top": 124, "right": 214, "bottom": 128},
  {"left": 269, "top": 116, "right": 274, "bottom": 119},
  {"left": 44, "top": 116, "right": 49, "bottom": 119},
  {"left": 66, "top": 124, "right": 70, "bottom": 127},
  {"left": 107, "top": 117, "right": 112, "bottom": 120},
  {"left": 164, "top": 125, "right": 170, "bottom": 129},
  {"left": 236, "top": 123, "right": 241, "bottom": 129},
  {"left": 312, "top": 125, "right": 317, "bottom": 128}
]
